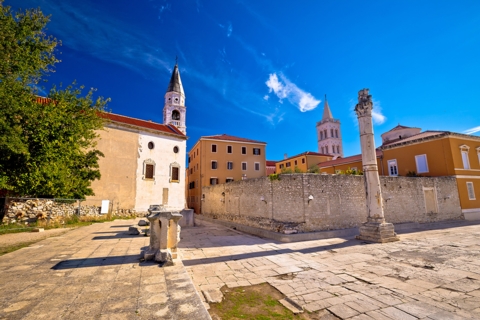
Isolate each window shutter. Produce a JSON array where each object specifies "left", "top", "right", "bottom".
[
  {"left": 172, "top": 167, "right": 179, "bottom": 181},
  {"left": 467, "top": 182, "right": 475, "bottom": 200},
  {"left": 145, "top": 164, "right": 154, "bottom": 179}
]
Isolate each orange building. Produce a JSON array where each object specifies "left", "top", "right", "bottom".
[
  {"left": 186, "top": 134, "right": 266, "bottom": 214},
  {"left": 319, "top": 125, "right": 480, "bottom": 219},
  {"left": 276, "top": 151, "right": 333, "bottom": 173}
]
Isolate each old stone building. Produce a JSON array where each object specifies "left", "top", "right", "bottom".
[{"left": 86, "top": 63, "right": 188, "bottom": 213}]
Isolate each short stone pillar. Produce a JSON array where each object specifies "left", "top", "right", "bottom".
[
  {"left": 143, "top": 205, "right": 183, "bottom": 266},
  {"left": 354, "top": 89, "right": 399, "bottom": 243}
]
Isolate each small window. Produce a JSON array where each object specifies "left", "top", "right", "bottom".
[
  {"left": 302, "top": 158, "right": 305, "bottom": 164},
  {"left": 170, "top": 165, "right": 180, "bottom": 182},
  {"left": 226, "top": 178, "right": 234, "bottom": 183},
  {"left": 210, "top": 178, "right": 219, "bottom": 185},
  {"left": 335, "top": 129, "right": 338, "bottom": 138},
  {"left": 253, "top": 148, "right": 261, "bottom": 155},
  {"left": 211, "top": 144, "right": 217, "bottom": 153},
  {"left": 294, "top": 160, "right": 298, "bottom": 166},
  {"left": 227, "top": 146, "right": 232, "bottom": 154},
  {"left": 467, "top": 182, "right": 476, "bottom": 200},
  {"left": 242, "top": 162, "right": 247, "bottom": 171},
  {"left": 415, "top": 154, "right": 429, "bottom": 173},
  {"left": 331, "top": 129, "right": 334, "bottom": 137},
  {"left": 254, "top": 162, "right": 260, "bottom": 171},
  {"left": 388, "top": 159, "right": 398, "bottom": 176},
  {"left": 145, "top": 164, "right": 154, "bottom": 179},
  {"left": 337, "top": 146, "right": 340, "bottom": 154},
  {"left": 242, "top": 146, "right": 247, "bottom": 154},
  {"left": 148, "top": 142, "right": 154, "bottom": 150},
  {"left": 227, "top": 161, "right": 233, "bottom": 170},
  {"left": 321, "top": 147, "right": 324, "bottom": 154},
  {"left": 324, "top": 129, "right": 327, "bottom": 138},
  {"left": 211, "top": 161, "right": 218, "bottom": 169},
  {"left": 190, "top": 168, "right": 193, "bottom": 174},
  {"left": 197, "top": 149, "right": 199, "bottom": 156},
  {"left": 286, "top": 162, "right": 291, "bottom": 168},
  {"left": 279, "top": 164, "right": 284, "bottom": 169},
  {"left": 188, "top": 156, "right": 191, "bottom": 163},
  {"left": 320, "top": 131, "right": 323, "bottom": 140},
  {"left": 462, "top": 151, "right": 470, "bottom": 169},
  {"left": 173, "top": 146, "right": 179, "bottom": 153}
]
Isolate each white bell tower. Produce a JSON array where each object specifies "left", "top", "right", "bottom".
[
  {"left": 317, "top": 95, "right": 343, "bottom": 157},
  {"left": 163, "top": 62, "right": 186, "bottom": 134}
]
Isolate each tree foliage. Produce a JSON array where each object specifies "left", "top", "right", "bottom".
[{"left": 0, "top": 2, "right": 108, "bottom": 198}]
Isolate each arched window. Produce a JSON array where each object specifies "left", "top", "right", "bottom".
[
  {"left": 320, "top": 131, "right": 323, "bottom": 140},
  {"left": 335, "top": 129, "right": 338, "bottom": 138},
  {"left": 171, "top": 110, "right": 180, "bottom": 120},
  {"left": 337, "top": 146, "right": 340, "bottom": 153}
]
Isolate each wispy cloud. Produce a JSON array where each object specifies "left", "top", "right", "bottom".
[
  {"left": 265, "top": 73, "right": 320, "bottom": 112},
  {"left": 464, "top": 126, "right": 480, "bottom": 135},
  {"left": 218, "top": 22, "right": 233, "bottom": 37},
  {"left": 263, "top": 95, "right": 269, "bottom": 101},
  {"left": 372, "top": 100, "right": 386, "bottom": 125}
]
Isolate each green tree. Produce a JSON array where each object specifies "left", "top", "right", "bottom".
[{"left": 0, "top": 2, "right": 108, "bottom": 198}]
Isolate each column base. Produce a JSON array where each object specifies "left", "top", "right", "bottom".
[{"left": 356, "top": 222, "right": 399, "bottom": 243}]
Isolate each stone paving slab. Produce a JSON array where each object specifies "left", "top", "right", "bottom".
[
  {"left": 0, "top": 219, "right": 210, "bottom": 320},
  {"left": 181, "top": 219, "right": 480, "bottom": 319}
]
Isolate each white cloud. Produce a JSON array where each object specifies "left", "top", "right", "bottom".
[
  {"left": 372, "top": 100, "right": 386, "bottom": 125},
  {"left": 265, "top": 73, "right": 320, "bottom": 112},
  {"left": 263, "top": 95, "right": 269, "bottom": 101},
  {"left": 464, "top": 126, "right": 480, "bottom": 135},
  {"left": 218, "top": 22, "right": 232, "bottom": 37}
]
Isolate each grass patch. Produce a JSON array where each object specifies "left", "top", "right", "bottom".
[
  {"left": 0, "top": 241, "right": 37, "bottom": 256},
  {"left": 209, "top": 283, "right": 325, "bottom": 320}
]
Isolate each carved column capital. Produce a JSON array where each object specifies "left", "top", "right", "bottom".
[{"left": 354, "top": 88, "right": 373, "bottom": 117}]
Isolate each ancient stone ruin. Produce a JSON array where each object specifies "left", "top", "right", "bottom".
[
  {"left": 354, "top": 88, "right": 399, "bottom": 243},
  {"left": 143, "top": 205, "right": 182, "bottom": 266}
]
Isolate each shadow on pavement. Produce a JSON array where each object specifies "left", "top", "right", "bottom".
[{"left": 51, "top": 254, "right": 158, "bottom": 269}]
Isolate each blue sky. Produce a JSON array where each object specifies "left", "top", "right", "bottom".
[{"left": 9, "top": 0, "right": 480, "bottom": 161}]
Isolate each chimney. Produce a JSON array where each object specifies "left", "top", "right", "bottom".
[{"left": 284, "top": 153, "right": 288, "bottom": 159}]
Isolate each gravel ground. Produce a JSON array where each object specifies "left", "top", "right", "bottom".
[{"left": 0, "top": 228, "right": 71, "bottom": 248}]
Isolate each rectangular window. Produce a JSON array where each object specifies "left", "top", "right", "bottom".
[
  {"left": 211, "top": 161, "right": 218, "bottom": 169},
  {"left": 324, "top": 129, "right": 327, "bottom": 138},
  {"left": 335, "top": 129, "right": 338, "bottom": 138},
  {"left": 171, "top": 167, "right": 179, "bottom": 182},
  {"left": 227, "top": 161, "right": 233, "bottom": 170},
  {"left": 388, "top": 159, "right": 398, "bottom": 176},
  {"left": 211, "top": 144, "right": 217, "bottom": 153},
  {"left": 227, "top": 145, "right": 232, "bottom": 153},
  {"left": 145, "top": 164, "right": 154, "bottom": 179},
  {"left": 462, "top": 151, "right": 470, "bottom": 169},
  {"left": 254, "top": 162, "right": 260, "bottom": 171},
  {"left": 331, "top": 129, "right": 334, "bottom": 137},
  {"left": 286, "top": 162, "right": 291, "bottom": 167},
  {"left": 253, "top": 148, "right": 261, "bottom": 155},
  {"left": 294, "top": 160, "right": 298, "bottom": 166},
  {"left": 337, "top": 146, "right": 340, "bottom": 154},
  {"left": 210, "top": 178, "right": 219, "bottom": 185},
  {"left": 467, "top": 182, "right": 475, "bottom": 200},
  {"left": 279, "top": 164, "right": 284, "bottom": 169},
  {"left": 189, "top": 181, "right": 195, "bottom": 189},
  {"left": 197, "top": 149, "right": 199, "bottom": 156},
  {"left": 188, "top": 156, "right": 191, "bottom": 163},
  {"left": 241, "top": 146, "right": 247, "bottom": 154},
  {"left": 242, "top": 162, "right": 247, "bottom": 170},
  {"left": 226, "top": 178, "right": 234, "bottom": 183},
  {"left": 415, "top": 154, "right": 429, "bottom": 173},
  {"left": 302, "top": 158, "right": 305, "bottom": 164}
]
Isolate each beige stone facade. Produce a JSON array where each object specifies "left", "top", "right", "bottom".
[{"left": 186, "top": 134, "right": 266, "bottom": 214}]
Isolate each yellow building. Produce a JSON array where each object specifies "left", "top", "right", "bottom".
[
  {"left": 276, "top": 152, "right": 333, "bottom": 173},
  {"left": 186, "top": 134, "right": 266, "bottom": 214},
  {"left": 319, "top": 125, "right": 480, "bottom": 219}
]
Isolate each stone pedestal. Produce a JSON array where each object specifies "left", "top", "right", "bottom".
[
  {"left": 143, "top": 205, "right": 183, "bottom": 266},
  {"left": 355, "top": 89, "right": 399, "bottom": 243}
]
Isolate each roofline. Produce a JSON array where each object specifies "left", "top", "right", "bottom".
[
  {"left": 318, "top": 150, "right": 383, "bottom": 168},
  {"left": 200, "top": 137, "right": 267, "bottom": 145},
  {"left": 101, "top": 113, "right": 187, "bottom": 140},
  {"left": 380, "top": 131, "right": 480, "bottom": 150},
  {"left": 277, "top": 152, "right": 333, "bottom": 163}
]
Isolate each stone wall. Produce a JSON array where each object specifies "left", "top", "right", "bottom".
[
  {"left": 2, "top": 198, "right": 138, "bottom": 225},
  {"left": 201, "top": 174, "right": 463, "bottom": 233}
]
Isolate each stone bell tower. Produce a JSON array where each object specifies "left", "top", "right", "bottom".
[
  {"left": 316, "top": 95, "right": 343, "bottom": 156},
  {"left": 163, "top": 62, "right": 186, "bottom": 134}
]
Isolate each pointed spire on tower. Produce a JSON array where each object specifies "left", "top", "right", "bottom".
[
  {"left": 166, "top": 61, "right": 184, "bottom": 96},
  {"left": 322, "top": 94, "right": 333, "bottom": 120}
]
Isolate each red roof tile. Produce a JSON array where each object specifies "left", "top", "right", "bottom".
[
  {"left": 318, "top": 150, "right": 382, "bottom": 168},
  {"left": 202, "top": 134, "right": 266, "bottom": 144},
  {"left": 266, "top": 160, "right": 277, "bottom": 166},
  {"left": 100, "top": 113, "right": 186, "bottom": 137},
  {"left": 279, "top": 151, "right": 332, "bottom": 162}
]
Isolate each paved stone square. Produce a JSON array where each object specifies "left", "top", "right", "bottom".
[
  {"left": 181, "top": 220, "right": 480, "bottom": 319},
  {"left": 0, "top": 219, "right": 209, "bottom": 320}
]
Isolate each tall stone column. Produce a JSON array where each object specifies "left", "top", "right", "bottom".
[{"left": 355, "top": 89, "right": 399, "bottom": 243}]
